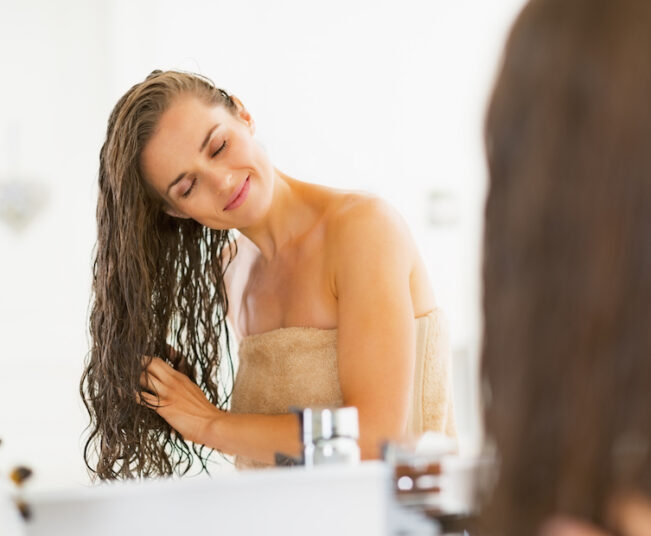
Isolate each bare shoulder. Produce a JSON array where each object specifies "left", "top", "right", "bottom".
[
  {"left": 320, "top": 193, "right": 419, "bottom": 304},
  {"left": 324, "top": 192, "right": 417, "bottom": 259}
]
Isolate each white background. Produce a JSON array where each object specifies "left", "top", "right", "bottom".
[{"left": 0, "top": 0, "right": 526, "bottom": 488}]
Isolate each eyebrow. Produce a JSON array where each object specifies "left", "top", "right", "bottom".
[{"left": 165, "top": 123, "right": 220, "bottom": 194}]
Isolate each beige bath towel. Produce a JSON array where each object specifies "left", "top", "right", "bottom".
[{"left": 230, "top": 308, "right": 456, "bottom": 469}]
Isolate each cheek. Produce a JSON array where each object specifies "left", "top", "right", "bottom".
[{"left": 231, "top": 133, "right": 270, "bottom": 171}]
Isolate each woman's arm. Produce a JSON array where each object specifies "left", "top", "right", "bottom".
[
  {"left": 329, "top": 197, "right": 417, "bottom": 459},
  {"left": 207, "top": 413, "right": 301, "bottom": 463}
]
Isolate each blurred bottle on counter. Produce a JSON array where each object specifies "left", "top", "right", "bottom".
[
  {"left": 277, "top": 407, "right": 361, "bottom": 467},
  {"left": 311, "top": 407, "right": 360, "bottom": 466}
]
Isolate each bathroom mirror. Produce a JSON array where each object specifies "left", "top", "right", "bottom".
[{"left": 0, "top": 0, "right": 526, "bottom": 488}]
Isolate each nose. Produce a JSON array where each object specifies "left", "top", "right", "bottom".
[{"left": 203, "top": 166, "right": 234, "bottom": 197}]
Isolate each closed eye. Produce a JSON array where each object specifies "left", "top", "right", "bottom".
[
  {"left": 179, "top": 140, "right": 225, "bottom": 198},
  {"left": 181, "top": 177, "right": 197, "bottom": 198},
  {"left": 211, "top": 140, "right": 227, "bottom": 157}
]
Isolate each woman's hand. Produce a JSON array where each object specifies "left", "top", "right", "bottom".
[{"left": 138, "top": 356, "right": 223, "bottom": 446}]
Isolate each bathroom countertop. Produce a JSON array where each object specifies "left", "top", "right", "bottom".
[{"left": 9, "top": 462, "right": 419, "bottom": 536}]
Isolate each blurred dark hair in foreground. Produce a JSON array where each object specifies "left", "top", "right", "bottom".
[{"left": 481, "top": 0, "right": 651, "bottom": 533}]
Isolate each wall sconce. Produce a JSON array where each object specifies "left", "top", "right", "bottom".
[{"left": 0, "top": 179, "right": 48, "bottom": 232}]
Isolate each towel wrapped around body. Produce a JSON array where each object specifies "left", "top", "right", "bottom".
[{"left": 230, "top": 307, "right": 456, "bottom": 469}]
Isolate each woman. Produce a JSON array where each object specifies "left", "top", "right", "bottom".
[
  {"left": 480, "top": 0, "right": 651, "bottom": 534},
  {"left": 80, "top": 70, "right": 455, "bottom": 479}
]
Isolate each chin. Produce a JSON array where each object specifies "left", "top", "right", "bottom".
[
  {"left": 242, "top": 178, "right": 273, "bottom": 221},
  {"left": 236, "top": 204, "right": 267, "bottom": 230}
]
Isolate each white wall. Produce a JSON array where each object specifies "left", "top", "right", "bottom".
[
  {"left": 0, "top": 0, "right": 526, "bottom": 488},
  {"left": 0, "top": 0, "right": 110, "bottom": 487}
]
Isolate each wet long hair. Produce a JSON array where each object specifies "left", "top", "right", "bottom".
[
  {"left": 80, "top": 70, "right": 238, "bottom": 480},
  {"left": 481, "top": 0, "right": 651, "bottom": 533}
]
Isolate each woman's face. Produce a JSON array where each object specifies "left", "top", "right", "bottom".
[{"left": 141, "top": 94, "right": 274, "bottom": 229}]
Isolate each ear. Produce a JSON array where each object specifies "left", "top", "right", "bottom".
[
  {"left": 230, "top": 95, "right": 256, "bottom": 135},
  {"left": 164, "top": 206, "right": 191, "bottom": 219}
]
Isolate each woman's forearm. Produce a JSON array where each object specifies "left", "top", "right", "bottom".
[
  {"left": 205, "top": 412, "right": 302, "bottom": 464},
  {"left": 203, "top": 409, "right": 386, "bottom": 464}
]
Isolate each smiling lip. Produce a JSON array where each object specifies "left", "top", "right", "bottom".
[{"left": 223, "top": 176, "right": 250, "bottom": 211}]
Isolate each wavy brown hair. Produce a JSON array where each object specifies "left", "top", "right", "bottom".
[
  {"left": 80, "top": 70, "right": 238, "bottom": 480},
  {"left": 480, "top": 0, "right": 651, "bottom": 533}
]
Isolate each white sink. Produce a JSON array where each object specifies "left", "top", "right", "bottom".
[{"left": 9, "top": 462, "right": 396, "bottom": 536}]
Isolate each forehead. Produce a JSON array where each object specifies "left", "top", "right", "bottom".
[{"left": 140, "top": 95, "right": 229, "bottom": 193}]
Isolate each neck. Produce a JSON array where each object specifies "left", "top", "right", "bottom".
[{"left": 237, "top": 168, "right": 318, "bottom": 261}]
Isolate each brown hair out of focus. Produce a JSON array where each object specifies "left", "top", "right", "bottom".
[{"left": 481, "top": 0, "right": 651, "bottom": 533}]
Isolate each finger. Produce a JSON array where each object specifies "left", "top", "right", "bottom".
[
  {"left": 144, "top": 355, "right": 176, "bottom": 380},
  {"left": 135, "top": 390, "right": 162, "bottom": 409},
  {"left": 139, "top": 370, "right": 165, "bottom": 396},
  {"left": 141, "top": 355, "right": 164, "bottom": 379}
]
